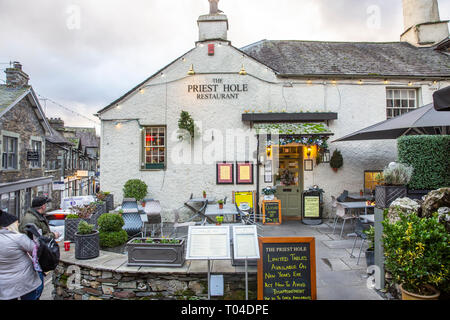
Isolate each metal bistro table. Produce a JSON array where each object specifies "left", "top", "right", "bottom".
[
  {"left": 184, "top": 196, "right": 216, "bottom": 221},
  {"left": 340, "top": 202, "right": 375, "bottom": 237},
  {"left": 204, "top": 203, "right": 239, "bottom": 225},
  {"left": 347, "top": 193, "right": 375, "bottom": 201}
]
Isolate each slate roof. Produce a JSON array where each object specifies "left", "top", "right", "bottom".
[
  {"left": 0, "top": 85, "right": 30, "bottom": 115},
  {"left": 46, "top": 126, "right": 73, "bottom": 145},
  {"left": 240, "top": 40, "right": 450, "bottom": 78}
]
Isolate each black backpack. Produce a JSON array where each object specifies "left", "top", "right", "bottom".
[{"left": 24, "top": 223, "right": 60, "bottom": 272}]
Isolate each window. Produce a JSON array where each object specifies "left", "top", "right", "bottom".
[
  {"left": 30, "top": 140, "right": 42, "bottom": 168},
  {"left": 364, "top": 170, "right": 383, "bottom": 193},
  {"left": 386, "top": 89, "right": 417, "bottom": 119},
  {"left": 1, "top": 191, "right": 20, "bottom": 221},
  {"left": 143, "top": 127, "right": 166, "bottom": 170},
  {"left": 2, "top": 136, "right": 18, "bottom": 170}
]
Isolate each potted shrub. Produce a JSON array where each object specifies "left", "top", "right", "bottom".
[
  {"left": 98, "top": 213, "right": 128, "bottom": 253},
  {"left": 126, "top": 237, "right": 185, "bottom": 267},
  {"left": 216, "top": 216, "right": 224, "bottom": 226},
  {"left": 363, "top": 226, "right": 375, "bottom": 267},
  {"left": 329, "top": 149, "right": 343, "bottom": 172},
  {"left": 74, "top": 220, "right": 100, "bottom": 260},
  {"left": 123, "top": 179, "right": 148, "bottom": 203},
  {"left": 64, "top": 203, "right": 97, "bottom": 242},
  {"left": 97, "top": 191, "right": 114, "bottom": 212},
  {"left": 375, "top": 162, "right": 413, "bottom": 208},
  {"left": 217, "top": 199, "right": 224, "bottom": 209},
  {"left": 203, "top": 190, "right": 207, "bottom": 199},
  {"left": 382, "top": 210, "right": 449, "bottom": 300},
  {"left": 262, "top": 187, "right": 276, "bottom": 200}
]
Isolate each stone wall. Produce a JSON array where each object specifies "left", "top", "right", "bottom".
[{"left": 52, "top": 260, "right": 257, "bottom": 300}]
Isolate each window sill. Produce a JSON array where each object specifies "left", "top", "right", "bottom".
[{"left": 1, "top": 169, "right": 20, "bottom": 173}]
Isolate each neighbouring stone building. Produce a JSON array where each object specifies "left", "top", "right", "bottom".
[
  {"left": 0, "top": 62, "right": 54, "bottom": 219},
  {"left": 97, "top": 0, "right": 450, "bottom": 220}
]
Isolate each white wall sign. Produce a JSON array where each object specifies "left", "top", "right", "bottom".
[
  {"left": 232, "top": 225, "right": 260, "bottom": 260},
  {"left": 186, "top": 226, "right": 231, "bottom": 260}
]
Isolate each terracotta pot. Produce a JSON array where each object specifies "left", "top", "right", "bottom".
[
  {"left": 203, "top": 194, "right": 207, "bottom": 199},
  {"left": 399, "top": 284, "right": 440, "bottom": 300},
  {"left": 219, "top": 203, "right": 224, "bottom": 209},
  {"left": 332, "top": 168, "right": 338, "bottom": 173}
]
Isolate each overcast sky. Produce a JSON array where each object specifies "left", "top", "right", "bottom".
[{"left": 1, "top": 0, "right": 449, "bottom": 133}]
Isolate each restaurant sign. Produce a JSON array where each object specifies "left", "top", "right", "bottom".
[{"left": 188, "top": 79, "right": 248, "bottom": 100}]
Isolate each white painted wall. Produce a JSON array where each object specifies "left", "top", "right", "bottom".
[{"left": 99, "top": 36, "right": 449, "bottom": 221}]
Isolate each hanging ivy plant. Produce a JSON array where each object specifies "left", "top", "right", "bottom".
[{"left": 178, "top": 111, "right": 195, "bottom": 140}]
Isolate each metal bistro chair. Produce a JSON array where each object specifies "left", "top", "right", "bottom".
[
  {"left": 235, "top": 203, "right": 263, "bottom": 230},
  {"left": 143, "top": 199, "right": 163, "bottom": 237},
  {"left": 350, "top": 218, "right": 372, "bottom": 265},
  {"left": 332, "top": 202, "right": 358, "bottom": 239},
  {"left": 169, "top": 201, "right": 208, "bottom": 239},
  {"left": 121, "top": 198, "right": 143, "bottom": 238}
]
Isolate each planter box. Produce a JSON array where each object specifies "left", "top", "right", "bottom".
[
  {"left": 90, "top": 203, "right": 107, "bottom": 228},
  {"left": 64, "top": 218, "right": 90, "bottom": 242},
  {"left": 75, "top": 231, "right": 100, "bottom": 260},
  {"left": 126, "top": 238, "right": 185, "bottom": 267},
  {"left": 375, "top": 185, "right": 407, "bottom": 209},
  {"left": 365, "top": 248, "right": 374, "bottom": 267},
  {"left": 105, "top": 194, "right": 114, "bottom": 213}
]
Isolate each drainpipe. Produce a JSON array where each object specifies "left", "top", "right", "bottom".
[{"left": 256, "top": 134, "right": 260, "bottom": 218}]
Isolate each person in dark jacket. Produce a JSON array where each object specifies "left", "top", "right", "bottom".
[
  {"left": 19, "top": 196, "right": 60, "bottom": 239},
  {"left": 0, "top": 210, "right": 43, "bottom": 300}
]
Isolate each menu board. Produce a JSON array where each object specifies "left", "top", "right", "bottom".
[
  {"left": 258, "top": 237, "right": 316, "bottom": 301},
  {"left": 304, "top": 196, "right": 320, "bottom": 218},
  {"left": 262, "top": 200, "right": 282, "bottom": 225},
  {"left": 186, "top": 226, "right": 231, "bottom": 260},
  {"left": 232, "top": 225, "right": 260, "bottom": 260}
]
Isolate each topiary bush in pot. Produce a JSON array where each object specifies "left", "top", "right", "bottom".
[
  {"left": 97, "top": 213, "right": 128, "bottom": 249},
  {"left": 123, "top": 179, "right": 148, "bottom": 202},
  {"left": 329, "top": 149, "right": 343, "bottom": 172}
]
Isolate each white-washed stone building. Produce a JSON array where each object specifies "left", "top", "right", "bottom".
[{"left": 97, "top": 0, "right": 450, "bottom": 220}]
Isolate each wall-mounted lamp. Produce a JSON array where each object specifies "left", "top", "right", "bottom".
[
  {"left": 239, "top": 64, "right": 247, "bottom": 75},
  {"left": 187, "top": 64, "right": 195, "bottom": 76},
  {"left": 307, "top": 147, "right": 312, "bottom": 158},
  {"left": 266, "top": 146, "right": 272, "bottom": 158}
]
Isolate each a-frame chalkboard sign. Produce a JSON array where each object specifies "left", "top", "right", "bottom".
[
  {"left": 257, "top": 237, "right": 317, "bottom": 301},
  {"left": 262, "top": 200, "right": 282, "bottom": 225}
]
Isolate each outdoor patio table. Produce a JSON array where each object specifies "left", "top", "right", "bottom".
[
  {"left": 347, "top": 193, "right": 375, "bottom": 201},
  {"left": 204, "top": 203, "right": 239, "bottom": 225},
  {"left": 340, "top": 202, "right": 375, "bottom": 237},
  {"left": 359, "top": 214, "right": 375, "bottom": 223}
]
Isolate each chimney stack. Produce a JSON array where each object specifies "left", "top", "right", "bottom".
[
  {"left": 48, "top": 117, "right": 65, "bottom": 130},
  {"left": 198, "top": 0, "right": 228, "bottom": 42},
  {"left": 401, "top": 0, "right": 449, "bottom": 47},
  {"left": 5, "top": 61, "right": 30, "bottom": 87}
]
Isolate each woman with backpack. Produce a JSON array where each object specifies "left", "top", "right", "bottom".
[{"left": 0, "top": 209, "right": 44, "bottom": 300}]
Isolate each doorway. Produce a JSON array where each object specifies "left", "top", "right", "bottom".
[{"left": 275, "top": 146, "right": 304, "bottom": 220}]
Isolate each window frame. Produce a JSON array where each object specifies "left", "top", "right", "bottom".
[
  {"left": 30, "top": 139, "right": 43, "bottom": 169},
  {"left": 141, "top": 126, "right": 167, "bottom": 171},
  {"left": 2, "top": 135, "right": 19, "bottom": 170},
  {"left": 364, "top": 170, "right": 383, "bottom": 193},
  {"left": 386, "top": 88, "right": 419, "bottom": 119}
]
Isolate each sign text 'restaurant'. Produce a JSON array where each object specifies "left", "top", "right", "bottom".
[{"left": 188, "top": 79, "right": 248, "bottom": 100}]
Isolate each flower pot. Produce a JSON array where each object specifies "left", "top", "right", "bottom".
[
  {"left": 365, "top": 248, "right": 374, "bottom": 267},
  {"left": 64, "top": 218, "right": 90, "bottom": 242},
  {"left": 332, "top": 168, "right": 338, "bottom": 173},
  {"left": 264, "top": 194, "right": 275, "bottom": 200},
  {"left": 105, "top": 194, "right": 114, "bottom": 212},
  {"left": 375, "top": 185, "right": 407, "bottom": 209},
  {"left": 75, "top": 230, "right": 100, "bottom": 260},
  {"left": 203, "top": 194, "right": 207, "bottom": 199},
  {"left": 399, "top": 284, "right": 440, "bottom": 300},
  {"left": 219, "top": 204, "right": 224, "bottom": 209},
  {"left": 126, "top": 238, "right": 185, "bottom": 267}
]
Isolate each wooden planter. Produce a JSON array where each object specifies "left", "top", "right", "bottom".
[
  {"left": 75, "top": 231, "right": 100, "bottom": 260},
  {"left": 399, "top": 284, "right": 440, "bottom": 300},
  {"left": 64, "top": 218, "right": 90, "bottom": 242},
  {"left": 126, "top": 238, "right": 185, "bottom": 267},
  {"left": 375, "top": 185, "right": 407, "bottom": 209}
]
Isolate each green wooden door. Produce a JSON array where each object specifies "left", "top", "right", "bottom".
[{"left": 275, "top": 147, "right": 303, "bottom": 219}]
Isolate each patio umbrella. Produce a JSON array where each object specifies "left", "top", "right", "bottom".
[
  {"left": 433, "top": 86, "right": 450, "bottom": 111},
  {"left": 333, "top": 103, "right": 450, "bottom": 142}
]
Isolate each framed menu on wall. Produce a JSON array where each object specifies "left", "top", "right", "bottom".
[
  {"left": 236, "top": 162, "right": 254, "bottom": 184},
  {"left": 216, "top": 162, "right": 234, "bottom": 184}
]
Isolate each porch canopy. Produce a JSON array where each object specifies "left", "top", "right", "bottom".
[
  {"left": 433, "top": 86, "right": 450, "bottom": 112},
  {"left": 254, "top": 122, "right": 334, "bottom": 147},
  {"left": 332, "top": 103, "right": 450, "bottom": 142}
]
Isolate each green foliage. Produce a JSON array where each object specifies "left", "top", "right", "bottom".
[
  {"left": 217, "top": 199, "right": 224, "bottom": 205},
  {"left": 216, "top": 216, "right": 224, "bottom": 224},
  {"left": 99, "top": 230, "right": 128, "bottom": 248},
  {"left": 66, "top": 214, "right": 79, "bottom": 219},
  {"left": 397, "top": 135, "right": 450, "bottom": 190},
  {"left": 178, "top": 111, "right": 195, "bottom": 139},
  {"left": 329, "top": 149, "right": 343, "bottom": 169},
  {"left": 382, "top": 210, "right": 450, "bottom": 295},
  {"left": 364, "top": 226, "right": 375, "bottom": 250},
  {"left": 123, "top": 179, "right": 148, "bottom": 201},
  {"left": 381, "top": 162, "right": 414, "bottom": 186},
  {"left": 97, "top": 213, "right": 124, "bottom": 232},
  {"left": 77, "top": 220, "right": 95, "bottom": 235}
]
